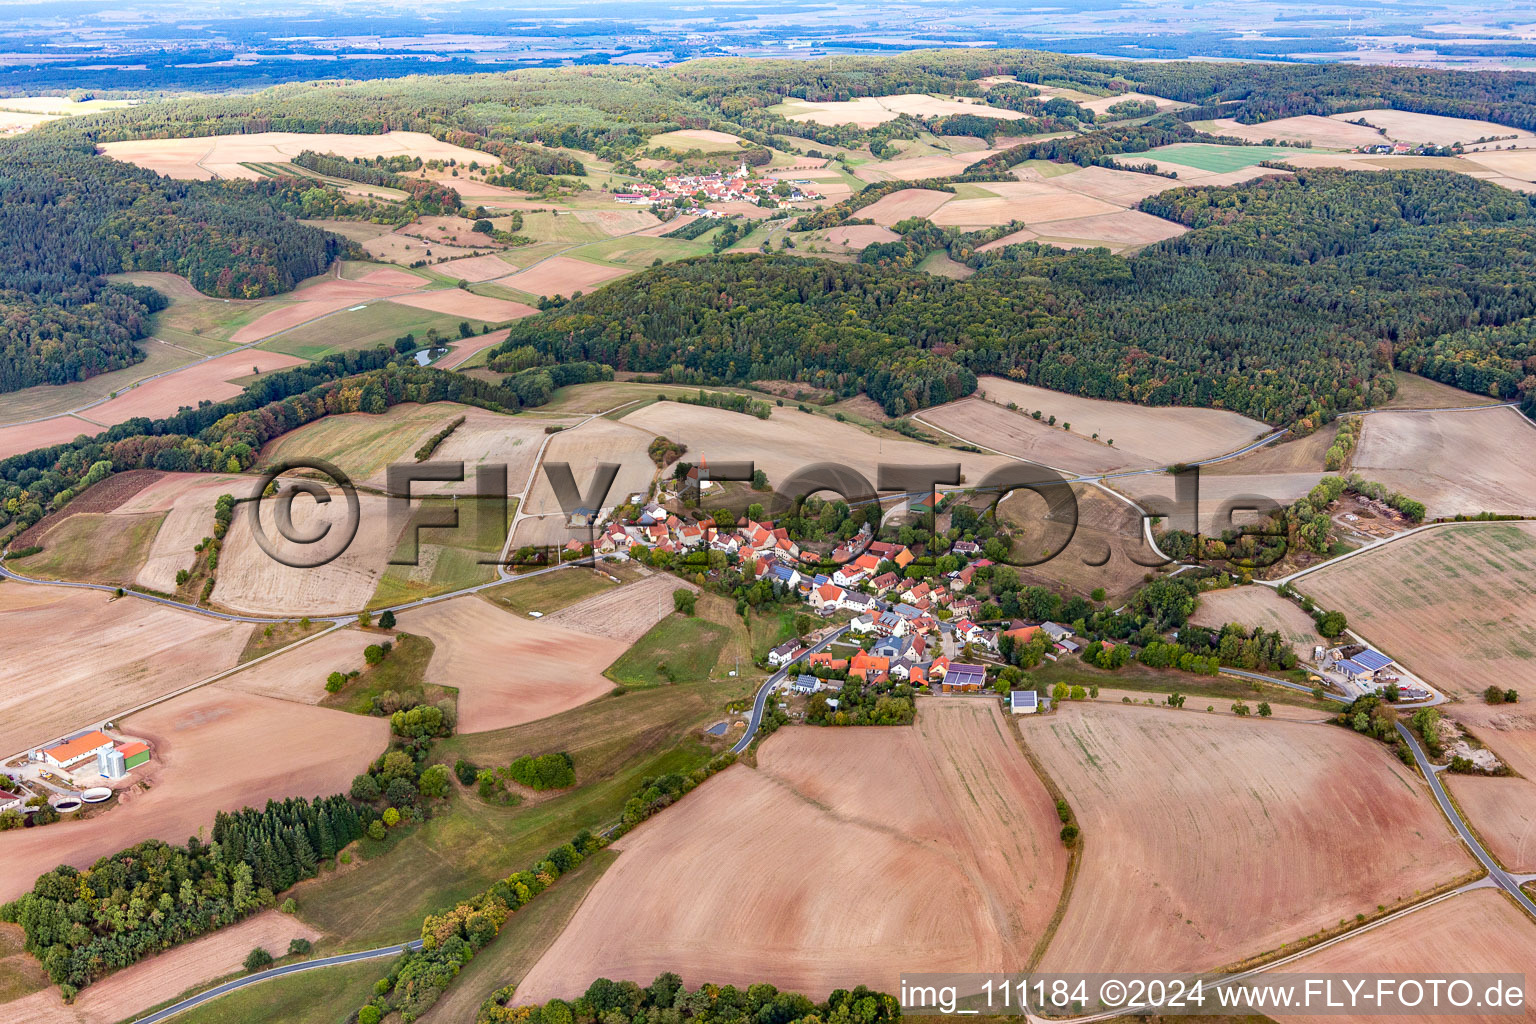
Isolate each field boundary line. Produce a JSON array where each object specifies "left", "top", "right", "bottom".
[{"left": 1004, "top": 713, "right": 1081, "bottom": 972}]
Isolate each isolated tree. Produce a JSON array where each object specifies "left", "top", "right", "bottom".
[
  {"left": 1257, "top": 702, "right": 1272, "bottom": 718},
  {"left": 244, "top": 947, "right": 274, "bottom": 973},
  {"left": 379, "top": 609, "right": 396, "bottom": 629}
]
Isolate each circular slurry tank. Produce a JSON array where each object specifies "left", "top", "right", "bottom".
[
  {"left": 81, "top": 787, "right": 112, "bottom": 803},
  {"left": 52, "top": 797, "right": 83, "bottom": 813}
]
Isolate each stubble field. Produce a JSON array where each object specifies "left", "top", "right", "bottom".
[
  {"left": 516, "top": 699, "right": 1067, "bottom": 1001},
  {"left": 1296, "top": 523, "right": 1536, "bottom": 698},
  {"left": 400, "top": 596, "right": 628, "bottom": 731},
  {"left": 1031, "top": 702, "right": 1472, "bottom": 973},
  {"left": 1351, "top": 407, "right": 1536, "bottom": 517},
  {"left": 99, "top": 130, "right": 497, "bottom": 181},
  {"left": 1189, "top": 586, "right": 1324, "bottom": 658},
  {"left": 0, "top": 586, "right": 251, "bottom": 756}
]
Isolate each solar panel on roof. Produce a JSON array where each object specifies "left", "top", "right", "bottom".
[{"left": 1354, "top": 649, "right": 1393, "bottom": 671}]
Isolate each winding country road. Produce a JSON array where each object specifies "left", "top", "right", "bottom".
[
  {"left": 733, "top": 624, "right": 852, "bottom": 754},
  {"left": 129, "top": 940, "right": 424, "bottom": 1024}
]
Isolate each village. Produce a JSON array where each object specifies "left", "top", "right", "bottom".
[{"left": 613, "top": 160, "right": 821, "bottom": 210}]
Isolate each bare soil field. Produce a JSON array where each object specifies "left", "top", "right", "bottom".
[
  {"left": 619, "top": 401, "right": 1010, "bottom": 496},
  {"left": 825, "top": 224, "right": 900, "bottom": 247},
  {"left": 100, "top": 130, "right": 497, "bottom": 181},
  {"left": 517, "top": 699, "right": 1066, "bottom": 1000},
  {"left": 400, "top": 596, "right": 627, "bottom": 732},
  {"left": 5, "top": 911, "right": 322, "bottom": 1024},
  {"left": 0, "top": 686, "right": 387, "bottom": 903},
  {"left": 493, "top": 256, "right": 632, "bottom": 297},
  {"left": 1203, "top": 422, "right": 1340, "bottom": 476},
  {"left": 390, "top": 289, "right": 537, "bottom": 322},
  {"left": 1328, "top": 109, "right": 1533, "bottom": 148},
  {"left": 1462, "top": 148, "right": 1536, "bottom": 185},
  {"left": 572, "top": 209, "right": 663, "bottom": 235},
  {"left": 214, "top": 627, "right": 378, "bottom": 704},
  {"left": 858, "top": 188, "right": 955, "bottom": 226},
  {"left": 86, "top": 350, "right": 306, "bottom": 425},
  {"left": 1031, "top": 703, "right": 1473, "bottom": 973},
  {"left": 541, "top": 573, "right": 691, "bottom": 644},
  {"left": 1296, "top": 523, "right": 1536, "bottom": 699},
  {"left": 0, "top": 585, "right": 251, "bottom": 757},
  {"left": 993, "top": 483, "right": 1160, "bottom": 600},
  {"left": 1207, "top": 115, "right": 1387, "bottom": 150},
  {"left": 425, "top": 406, "right": 575, "bottom": 495},
  {"left": 1271, "top": 888, "right": 1536, "bottom": 1024},
  {"left": 213, "top": 489, "right": 397, "bottom": 616},
  {"left": 0, "top": 415, "right": 102, "bottom": 459},
  {"left": 921, "top": 398, "right": 1148, "bottom": 475},
  {"left": 1190, "top": 586, "right": 1324, "bottom": 658},
  {"left": 435, "top": 254, "right": 519, "bottom": 282},
  {"left": 855, "top": 151, "right": 1001, "bottom": 183},
  {"left": 1352, "top": 407, "right": 1536, "bottom": 516},
  {"left": 522, "top": 418, "right": 657, "bottom": 515},
  {"left": 935, "top": 377, "right": 1270, "bottom": 467}
]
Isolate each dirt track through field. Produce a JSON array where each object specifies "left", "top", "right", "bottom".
[
  {"left": 1031, "top": 702, "right": 1473, "bottom": 974},
  {"left": 516, "top": 699, "right": 1067, "bottom": 1000}
]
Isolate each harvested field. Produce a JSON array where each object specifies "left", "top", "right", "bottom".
[
  {"left": 930, "top": 190, "right": 1118, "bottom": 227},
  {"left": 573, "top": 209, "right": 663, "bottom": 235},
  {"left": 1272, "top": 888, "right": 1536, "bottom": 1024},
  {"left": 259, "top": 403, "right": 461, "bottom": 485},
  {"left": 650, "top": 128, "right": 744, "bottom": 151},
  {"left": 85, "top": 350, "right": 306, "bottom": 425},
  {"left": 360, "top": 230, "right": 481, "bottom": 265},
  {"left": 517, "top": 699, "right": 1067, "bottom": 1000},
  {"left": 1462, "top": 149, "right": 1536, "bottom": 184},
  {"left": 134, "top": 479, "right": 236, "bottom": 592},
  {"left": 1330, "top": 108, "right": 1533, "bottom": 148},
  {"left": 214, "top": 627, "right": 378, "bottom": 704},
  {"left": 1352, "top": 407, "right": 1536, "bottom": 516},
  {"left": 0, "top": 586, "right": 251, "bottom": 757},
  {"left": 1190, "top": 586, "right": 1324, "bottom": 658},
  {"left": 1041, "top": 164, "right": 1181, "bottom": 204},
  {"left": 1081, "top": 90, "right": 1185, "bottom": 115},
  {"left": 1203, "top": 423, "right": 1339, "bottom": 476},
  {"left": 437, "top": 327, "right": 511, "bottom": 370},
  {"left": 0, "top": 415, "right": 102, "bottom": 459},
  {"left": 400, "top": 596, "right": 628, "bottom": 732},
  {"left": 435, "top": 254, "right": 518, "bottom": 282},
  {"left": 541, "top": 573, "right": 691, "bottom": 644},
  {"left": 855, "top": 150, "right": 1000, "bottom": 183},
  {"left": 1122, "top": 471, "right": 1323, "bottom": 535},
  {"left": 921, "top": 398, "right": 1148, "bottom": 475},
  {"left": 825, "top": 224, "right": 900, "bottom": 247},
  {"left": 1031, "top": 210, "right": 1187, "bottom": 246},
  {"left": 4, "top": 911, "right": 322, "bottom": 1024},
  {"left": 782, "top": 94, "right": 1024, "bottom": 129},
  {"left": 1032, "top": 703, "right": 1473, "bottom": 973},
  {"left": 993, "top": 483, "right": 1159, "bottom": 600},
  {"left": 522, "top": 418, "right": 657, "bottom": 515},
  {"left": 0, "top": 337, "right": 216, "bottom": 426},
  {"left": 619, "top": 402, "right": 1010, "bottom": 497},
  {"left": 857, "top": 188, "right": 954, "bottom": 226},
  {"left": 430, "top": 406, "right": 574, "bottom": 495},
  {"left": 0, "top": 686, "right": 387, "bottom": 903},
  {"left": 1384, "top": 370, "right": 1504, "bottom": 409},
  {"left": 10, "top": 511, "right": 164, "bottom": 587},
  {"left": 971, "top": 377, "right": 1270, "bottom": 463},
  {"left": 213, "top": 489, "right": 396, "bottom": 616},
  {"left": 229, "top": 275, "right": 424, "bottom": 345},
  {"left": 1444, "top": 775, "right": 1536, "bottom": 872},
  {"left": 389, "top": 288, "right": 537, "bottom": 322},
  {"left": 1296, "top": 523, "right": 1536, "bottom": 699},
  {"left": 493, "top": 256, "right": 632, "bottom": 297},
  {"left": 1205, "top": 115, "right": 1387, "bottom": 150},
  {"left": 100, "top": 130, "right": 497, "bottom": 181}
]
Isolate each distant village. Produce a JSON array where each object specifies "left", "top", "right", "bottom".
[{"left": 613, "top": 160, "right": 820, "bottom": 210}]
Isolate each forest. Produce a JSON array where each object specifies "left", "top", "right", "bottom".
[
  {"left": 491, "top": 169, "right": 1536, "bottom": 425},
  {"left": 1, "top": 795, "right": 372, "bottom": 993}
]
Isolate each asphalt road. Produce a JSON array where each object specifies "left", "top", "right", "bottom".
[
  {"left": 130, "top": 940, "right": 424, "bottom": 1024},
  {"left": 732, "top": 624, "right": 851, "bottom": 754},
  {"left": 1396, "top": 722, "right": 1536, "bottom": 919}
]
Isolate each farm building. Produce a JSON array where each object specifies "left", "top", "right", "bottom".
[
  {"left": 116, "top": 741, "right": 151, "bottom": 770},
  {"left": 1010, "top": 690, "right": 1039, "bottom": 714},
  {"left": 0, "top": 788, "right": 24, "bottom": 812},
  {"left": 941, "top": 663, "right": 987, "bottom": 693},
  {"left": 41, "top": 730, "right": 115, "bottom": 769}
]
